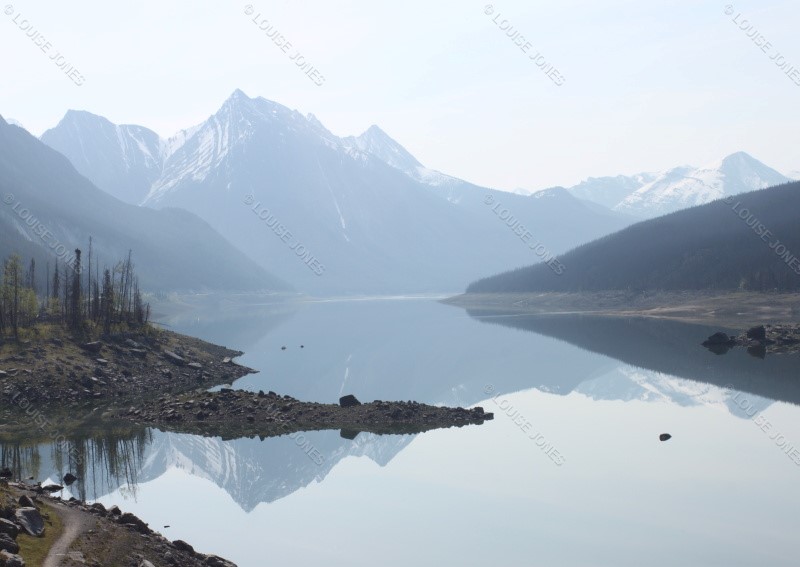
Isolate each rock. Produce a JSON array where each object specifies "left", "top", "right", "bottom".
[
  {"left": 205, "top": 555, "right": 236, "bottom": 567},
  {"left": 747, "top": 344, "right": 767, "bottom": 359},
  {"left": 702, "top": 332, "right": 734, "bottom": 346},
  {"left": 173, "top": 540, "right": 195, "bottom": 553},
  {"left": 139, "top": 561, "right": 156, "bottom": 567},
  {"left": 659, "top": 433, "right": 672, "bottom": 442},
  {"left": 339, "top": 394, "right": 361, "bottom": 408},
  {"left": 281, "top": 346, "right": 287, "bottom": 351},
  {"left": 90, "top": 502, "right": 107, "bottom": 514},
  {"left": 0, "top": 371, "right": 6, "bottom": 378},
  {"left": 17, "top": 496, "right": 35, "bottom": 509},
  {"left": 163, "top": 351, "right": 186, "bottom": 366},
  {"left": 0, "top": 519, "right": 19, "bottom": 539},
  {"left": 124, "top": 338, "right": 142, "bottom": 349},
  {"left": 187, "top": 362, "right": 202, "bottom": 369},
  {"left": 15, "top": 507, "right": 45, "bottom": 537},
  {"left": 0, "top": 550, "right": 24, "bottom": 567},
  {"left": 340, "top": 429, "right": 359, "bottom": 440},
  {"left": 63, "top": 473, "right": 77, "bottom": 485},
  {"left": 746, "top": 325, "right": 767, "bottom": 341},
  {"left": 107, "top": 505, "right": 122, "bottom": 516},
  {"left": 0, "top": 534, "right": 19, "bottom": 554},
  {"left": 81, "top": 341, "right": 103, "bottom": 354},
  {"left": 95, "top": 358, "right": 109, "bottom": 366},
  {"left": 0, "top": 469, "right": 11, "bottom": 479},
  {"left": 39, "top": 484, "right": 63, "bottom": 493},
  {"left": 118, "top": 512, "right": 151, "bottom": 534}
]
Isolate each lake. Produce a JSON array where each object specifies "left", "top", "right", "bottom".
[{"left": 3, "top": 297, "right": 800, "bottom": 566}]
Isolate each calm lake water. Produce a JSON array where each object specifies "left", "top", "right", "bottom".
[{"left": 5, "top": 297, "right": 800, "bottom": 566}]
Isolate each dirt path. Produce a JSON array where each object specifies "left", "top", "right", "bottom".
[{"left": 42, "top": 502, "right": 96, "bottom": 567}]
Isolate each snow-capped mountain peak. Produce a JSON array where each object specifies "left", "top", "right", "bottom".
[{"left": 563, "top": 152, "right": 789, "bottom": 218}]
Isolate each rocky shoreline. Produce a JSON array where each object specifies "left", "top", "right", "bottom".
[
  {"left": 0, "top": 327, "right": 493, "bottom": 563},
  {"left": 702, "top": 324, "right": 800, "bottom": 357},
  {"left": 122, "top": 389, "right": 492, "bottom": 440},
  {"left": 1, "top": 480, "right": 236, "bottom": 566},
  {"left": 0, "top": 328, "right": 492, "bottom": 439}
]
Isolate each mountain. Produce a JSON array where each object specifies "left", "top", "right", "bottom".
[
  {"left": 0, "top": 115, "right": 287, "bottom": 292},
  {"left": 565, "top": 173, "right": 658, "bottom": 210},
  {"left": 559, "top": 153, "right": 790, "bottom": 218},
  {"left": 6, "top": 118, "right": 28, "bottom": 133},
  {"left": 41, "top": 111, "right": 165, "bottom": 205},
  {"left": 615, "top": 153, "right": 790, "bottom": 217},
  {"left": 466, "top": 180, "right": 800, "bottom": 293},
  {"left": 43, "top": 90, "right": 633, "bottom": 295}
]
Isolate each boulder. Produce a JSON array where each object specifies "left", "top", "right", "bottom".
[
  {"left": 163, "top": 351, "right": 186, "bottom": 366},
  {"left": 0, "top": 550, "right": 24, "bottom": 567},
  {"left": 0, "top": 519, "right": 18, "bottom": 539},
  {"left": 17, "top": 496, "right": 35, "bottom": 509},
  {"left": 118, "top": 512, "right": 151, "bottom": 534},
  {"left": 81, "top": 342, "right": 103, "bottom": 354},
  {"left": 702, "top": 332, "right": 734, "bottom": 346},
  {"left": 746, "top": 325, "right": 767, "bottom": 341},
  {"left": 339, "top": 394, "right": 361, "bottom": 408},
  {"left": 173, "top": 540, "right": 195, "bottom": 553},
  {"left": 0, "top": 534, "right": 19, "bottom": 554},
  {"left": 107, "top": 505, "right": 121, "bottom": 516},
  {"left": 659, "top": 433, "right": 672, "bottom": 442},
  {"left": 63, "top": 473, "right": 77, "bottom": 485},
  {"left": 205, "top": 555, "right": 237, "bottom": 567},
  {"left": 15, "top": 507, "right": 45, "bottom": 537}
]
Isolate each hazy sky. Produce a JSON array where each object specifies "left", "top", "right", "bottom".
[{"left": 1, "top": 0, "right": 798, "bottom": 190}]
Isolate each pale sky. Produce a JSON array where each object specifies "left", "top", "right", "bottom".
[{"left": 1, "top": 0, "right": 798, "bottom": 190}]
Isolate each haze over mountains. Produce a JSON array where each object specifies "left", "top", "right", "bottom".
[
  {"left": 0, "top": 116, "right": 286, "bottom": 292},
  {"left": 40, "top": 90, "right": 631, "bottom": 295},
  {"left": 27, "top": 89, "right": 798, "bottom": 296}
]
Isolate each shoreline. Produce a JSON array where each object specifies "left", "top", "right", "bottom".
[
  {"left": 0, "top": 481, "right": 236, "bottom": 566},
  {"left": 0, "top": 328, "right": 491, "bottom": 440},
  {"left": 0, "top": 325, "right": 493, "bottom": 564},
  {"left": 443, "top": 290, "right": 800, "bottom": 326}
]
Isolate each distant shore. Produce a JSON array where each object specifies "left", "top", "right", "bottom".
[{"left": 444, "top": 290, "right": 800, "bottom": 326}]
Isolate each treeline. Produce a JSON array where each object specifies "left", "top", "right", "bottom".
[
  {"left": 467, "top": 181, "right": 800, "bottom": 294},
  {"left": 0, "top": 242, "right": 150, "bottom": 340}
]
